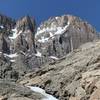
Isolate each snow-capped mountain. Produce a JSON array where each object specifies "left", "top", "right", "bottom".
[
  {"left": 0, "top": 14, "right": 98, "bottom": 80},
  {"left": 35, "top": 15, "right": 97, "bottom": 59},
  {"left": 0, "top": 13, "right": 99, "bottom": 100}
]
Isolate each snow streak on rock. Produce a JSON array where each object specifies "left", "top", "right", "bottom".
[
  {"left": 9, "top": 28, "right": 22, "bottom": 40},
  {"left": 34, "top": 51, "right": 42, "bottom": 57},
  {"left": 36, "top": 21, "right": 70, "bottom": 43},
  {"left": 4, "top": 53, "right": 18, "bottom": 58},
  {"left": 50, "top": 56, "right": 59, "bottom": 60}
]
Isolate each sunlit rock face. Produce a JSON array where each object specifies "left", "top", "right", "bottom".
[
  {"left": 35, "top": 15, "right": 97, "bottom": 58},
  {"left": 9, "top": 16, "right": 36, "bottom": 53},
  {"left": 19, "top": 41, "right": 100, "bottom": 100},
  {"left": 16, "top": 16, "right": 36, "bottom": 32}
]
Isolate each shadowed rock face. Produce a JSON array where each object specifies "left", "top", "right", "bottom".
[
  {"left": 0, "top": 14, "right": 15, "bottom": 30},
  {"left": 0, "top": 14, "right": 15, "bottom": 54}
]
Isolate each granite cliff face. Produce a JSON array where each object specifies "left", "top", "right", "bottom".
[
  {"left": 0, "top": 15, "right": 36, "bottom": 80},
  {"left": 0, "top": 14, "right": 99, "bottom": 100},
  {"left": 19, "top": 40, "right": 100, "bottom": 100},
  {"left": 35, "top": 15, "right": 97, "bottom": 58},
  {"left": 0, "top": 14, "right": 97, "bottom": 80}
]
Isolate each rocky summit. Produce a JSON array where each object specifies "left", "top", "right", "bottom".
[{"left": 0, "top": 14, "right": 99, "bottom": 100}]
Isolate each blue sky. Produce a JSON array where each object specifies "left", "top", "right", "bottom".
[{"left": 0, "top": 0, "right": 99, "bottom": 31}]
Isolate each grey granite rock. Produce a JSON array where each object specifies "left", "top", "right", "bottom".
[
  {"left": 19, "top": 40, "right": 100, "bottom": 100},
  {"left": 0, "top": 13, "right": 100, "bottom": 100}
]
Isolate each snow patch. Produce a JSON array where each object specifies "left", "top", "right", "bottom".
[
  {"left": 4, "top": 53, "right": 18, "bottom": 58},
  {"left": 49, "top": 32, "right": 53, "bottom": 37},
  {"left": 38, "top": 37, "right": 49, "bottom": 43},
  {"left": 55, "top": 21, "right": 70, "bottom": 35},
  {"left": 0, "top": 52, "right": 18, "bottom": 58},
  {"left": 55, "top": 17, "right": 59, "bottom": 20},
  {"left": 50, "top": 56, "right": 59, "bottom": 60},
  {"left": 36, "top": 28, "right": 47, "bottom": 36},
  {"left": 0, "top": 52, "right": 2, "bottom": 54},
  {"left": 27, "top": 86, "right": 58, "bottom": 100},
  {"left": 0, "top": 52, "right": 18, "bottom": 63},
  {"left": 10, "top": 59, "right": 16, "bottom": 62},
  {"left": 9, "top": 28, "right": 22, "bottom": 40},
  {"left": 34, "top": 51, "right": 42, "bottom": 57},
  {"left": 0, "top": 25, "right": 4, "bottom": 29},
  {"left": 36, "top": 27, "right": 57, "bottom": 38}
]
